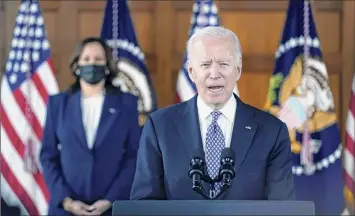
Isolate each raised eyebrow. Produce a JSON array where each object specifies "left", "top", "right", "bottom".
[
  {"left": 217, "top": 60, "right": 231, "bottom": 63},
  {"left": 95, "top": 56, "right": 106, "bottom": 60},
  {"left": 80, "top": 56, "right": 90, "bottom": 61}
]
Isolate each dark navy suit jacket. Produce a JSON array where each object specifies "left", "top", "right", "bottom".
[
  {"left": 40, "top": 88, "right": 140, "bottom": 215},
  {"left": 130, "top": 94, "right": 295, "bottom": 200}
]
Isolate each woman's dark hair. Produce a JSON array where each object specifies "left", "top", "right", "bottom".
[{"left": 67, "top": 37, "right": 120, "bottom": 93}]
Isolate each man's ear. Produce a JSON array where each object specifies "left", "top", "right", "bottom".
[
  {"left": 187, "top": 60, "right": 195, "bottom": 82},
  {"left": 235, "top": 65, "right": 242, "bottom": 81}
]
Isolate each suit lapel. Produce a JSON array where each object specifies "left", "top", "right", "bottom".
[
  {"left": 70, "top": 91, "right": 88, "bottom": 149},
  {"left": 173, "top": 94, "right": 259, "bottom": 195},
  {"left": 94, "top": 94, "right": 121, "bottom": 149},
  {"left": 174, "top": 96, "right": 216, "bottom": 191},
  {"left": 173, "top": 95, "right": 204, "bottom": 160},
  {"left": 230, "top": 95, "right": 258, "bottom": 175}
]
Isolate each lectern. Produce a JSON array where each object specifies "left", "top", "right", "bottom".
[{"left": 112, "top": 200, "right": 315, "bottom": 215}]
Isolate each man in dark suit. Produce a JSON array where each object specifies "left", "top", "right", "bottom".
[
  {"left": 130, "top": 26, "right": 295, "bottom": 200},
  {"left": 1, "top": 198, "right": 21, "bottom": 216}
]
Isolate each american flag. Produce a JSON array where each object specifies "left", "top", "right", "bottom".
[
  {"left": 176, "top": 0, "right": 239, "bottom": 102},
  {"left": 344, "top": 73, "right": 355, "bottom": 214},
  {"left": 0, "top": 0, "right": 58, "bottom": 215}
]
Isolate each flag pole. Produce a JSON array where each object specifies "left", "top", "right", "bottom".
[
  {"left": 112, "top": 0, "right": 119, "bottom": 58},
  {"left": 300, "top": 0, "right": 315, "bottom": 175},
  {"left": 23, "top": 0, "right": 38, "bottom": 174},
  {"left": 23, "top": 0, "right": 38, "bottom": 212},
  {"left": 0, "top": 0, "right": 5, "bottom": 81}
]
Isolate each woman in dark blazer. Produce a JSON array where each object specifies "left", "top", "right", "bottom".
[{"left": 40, "top": 37, "right": 141, "bottom": 215}]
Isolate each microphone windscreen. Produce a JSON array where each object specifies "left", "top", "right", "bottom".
[{"left": 221, "top": 148, "right": 235, "bottom": 160}]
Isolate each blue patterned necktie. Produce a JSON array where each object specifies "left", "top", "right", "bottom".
[{"left": 205, "top": 111, "right": 225, "bottom": 192}]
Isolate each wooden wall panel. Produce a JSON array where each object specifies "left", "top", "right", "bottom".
[
  {"left": 222, "top": 12, "right": 286, "bottom": 54},
  {"left": 78, "top": 11, "right": 103, "bottom": 39},
  {"left": 215, "top": 0, "right": 343, "bottom": 11},
  {"left": 75, "top": 2, "right": 156, "bottom": 52},
  {"left": 173, "top": 11, "right": 341, "bottom": 68},
  {"left": 42, "top": 12, "right": 58, "bottom": 50},
  {"left": 329, "top": 74, "right": 341, "bottom": 124},
  {"left": 42, "top": 10, "right": 60, "bottom": 86},
  {"left": 0, "top": 1, "right": 5, "bottom": 75},
  {"left": 315, "top": 12, "right": 340, "bottom": 53},
  {"left": 77, "top": 1, "right": 105, "bottom": 10},
  {"left": 154, "top": 1, "right": 174, "bottom": 107},
  {"left": 54, "top": 2, "right": 78, "bottom": 90},
  {"left": 237, "top": 72, "right": 270, "bottom": 109},
  {"left": 132, "top": 12, "right": 155, "bottom": 54},
  {"left": 341, "top": 0, "right": 355, "bottom": 140}
]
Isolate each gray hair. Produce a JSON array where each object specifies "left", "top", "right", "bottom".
[{"left": 186, "top": 26, "right": 243, "bottom": 67}]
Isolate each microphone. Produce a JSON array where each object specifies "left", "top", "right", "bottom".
[
  {"left": 188, "top": 149, "right": 210, "bottom": 199},
  {"left": 219, "top": 148, "right": 236, "bottom": 189},
  {"left": 213, "top": 148, "right": 236, "bottom": 199}
]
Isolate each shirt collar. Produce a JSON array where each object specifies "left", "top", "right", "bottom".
[{"left": 197, "top": 94, "right": 237, "bottom": 123}]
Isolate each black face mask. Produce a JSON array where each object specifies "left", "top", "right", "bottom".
[{"left": 78, "top": 65, "right": 107, "bottom": 85}]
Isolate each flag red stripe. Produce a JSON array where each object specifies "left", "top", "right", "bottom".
[
  {"left": 47, "top": 58, "right": 56, "bottom": 76},
  {"left": 1, "top": 156, "right": 40, "bottom": 215},
  {"left": 1, "top": 105, "right": 25, "bottom": 157},
  {"left": 176, "top": 93, "right": 182, "bottom": 103},
  {"left": 350, "top": 92, "right": 355, "bottom": 117},
  {"left": 344, "top": 74, "right": 355, "bottom": 208},
  {"left": 12, "top": 89, "right": 43, "bottom": 139},
  {"left": 345, "top": 171, "right": 355, "bottom": 197},
  {"left": 346, "top": 133, "right": 355, "bottom": 158},
  {"left": 32, "top": 72, "right": 49, "bottom": 105},
  {"left": 1, "top": 104, "right": 49, "bottom": 201},
  {"left": 33, "top": 171, "right": 49, "bottom": 202}
]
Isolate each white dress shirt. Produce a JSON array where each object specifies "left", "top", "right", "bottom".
[
  {"left": 81, "top": 95, "right": 104, "bottom": 149},
  {"left": 197, "top": 95, "right": 237, "bottom": 151}
]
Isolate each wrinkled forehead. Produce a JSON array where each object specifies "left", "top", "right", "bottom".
[{"left": 190, "top": 37, "right": 235, "bottom": 62}]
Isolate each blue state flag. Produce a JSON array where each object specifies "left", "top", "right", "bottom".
[
  {"left": 101, "top": 0, "right": 157, "bottom": 126},
  {"left": 265, "top": 0, "right": 344, "bottom": 214}
]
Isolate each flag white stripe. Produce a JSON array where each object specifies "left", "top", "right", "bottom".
[
  {"left": 19, "top": 80, "right": 47, "bottom": 127},
  {"left": 1, "top": 174, "right": 29, "bottom": 215},
  {"left": 36, "top": 61, "right": 59, "bottom": 95},
  {"left": 177, "top": 70, "right": 196, "bottom": 101},
  {"left": 1, "top": 127, "right": 48, "bottom": 215},
  {"left": 344, "top": 148, "right": 355, "bottom": 182},
  {"left": 346, "top": 110, "right": 355, "bottom": 142},
  {"left": 1, "top": 80, "right": 42, "bottom": 153}
]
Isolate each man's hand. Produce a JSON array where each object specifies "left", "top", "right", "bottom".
[
  {"left": 63, "top": 198, "right": 95, "bottom": 215},
  {"left": 88, "top": 200, "right": 112, "bottom": 215}
]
